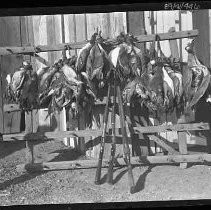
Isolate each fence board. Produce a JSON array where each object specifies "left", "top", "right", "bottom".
[
  {"left": 0, "top": 56, "right": 4, "bottom": 133},
  {"left": 31, "top": 16, "right": 51, "bottom": 132},
  {"left": 181, "top": 11, "right": 193, "bottom": 62},
  {"left": 0, "top": 17, "right": 23, "bottom": 134}
]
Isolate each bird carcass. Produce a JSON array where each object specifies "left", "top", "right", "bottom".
[
  {"left": 5, "top": 61, "right": 39, "bottom": 111},
  {"left": 183, "top": 39, "right": 211, "bottom": 113},
  {"left": 85, "top": 32, "right": 111, "bottom": 99},
  {"left": 108, "top": 33, "right": 142, "bottom": 89}
]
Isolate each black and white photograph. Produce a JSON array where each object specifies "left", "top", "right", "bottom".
[{"left": 0, "top": 1, "right": 211, "bottom": 208}]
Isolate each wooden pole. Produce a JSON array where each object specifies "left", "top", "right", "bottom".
[
  {"left": 25, "top": 111, "right": 34, "bottom": 164},
  {"left": 178, "top": 116, "right": 188, "bottom": 169}
]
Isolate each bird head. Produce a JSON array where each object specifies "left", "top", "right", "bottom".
[
  {"left": 90, "top": 32, "right": 98, "bottom": 45},
  {"left": 23, "top": 61, "right": 33, "bottom": 71},
  {"left": 185, "top": 39, "right": 195, "bottom": 54}
]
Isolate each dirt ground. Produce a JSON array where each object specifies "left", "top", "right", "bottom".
[{"left": 1, "top": 140, "right": 211, "bottom": 207}]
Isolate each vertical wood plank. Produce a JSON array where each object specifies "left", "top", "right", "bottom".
[
  {"left": 25, "top": 111, "right": 34, "bottom": 164},
  {"left": 127, "top": 11, "right": 149, "bottom": 156},
  {"left": 33, "top": 15, "right": 48, "bottom": 70},
  {"left": 167, "top": 27, "right": 182, "bottom": 150},
  {"left": 192, "top": 9, "right": 210, "bottom": 66},
  {"left": 64, "top": 14, "right": 76, "bottom": 56},
  {"left": 75, "top": 13, "right": 87, "bottom": 154},
  {"left": 0, "top": 17, "right": 23, "bottom": 134},
  {"left": 63, "top": 15, "right": 78, "bottom": 147},
  {"left": 178, "top": 116, "right": 188, "bottom": 169},
  {"left": 144, "top": 11, "right": 152, "bottom": 50},
  {"left": 181, "top": 11, "right": 193, "bottom": 62},
  {"left": 192, "top": 10, "right": 211, "bottom": 154},
  {"left": 0, "top": 56, "right": 4, "bottom": 134}
]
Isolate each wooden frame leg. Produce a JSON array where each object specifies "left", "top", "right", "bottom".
[
  {"left": 178, "top": 131, "right": 188, "bottom": 169},
  {"left": 106, "top": 81, "right": 117, "bottom": 184},
  {"left": 117, "top": 85, "right": 135, "bottom": 193},
  {"left": 25, "top": 111, "right": 34, "bottom": 165},
  {"left": 178, "top": 115, "right": 188, "bottom": 168},
  {"left": 95, "top": 84, "right": 112, "bottom": 184}
]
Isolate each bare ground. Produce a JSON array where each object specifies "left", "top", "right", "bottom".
[{"left": 1, "top": 140, "right": 211, "bottom": 206}]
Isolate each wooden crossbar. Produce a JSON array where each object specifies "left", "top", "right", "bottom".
[
  {"left": 3, "top": 98, "right": 110, "bottom": 113},
  {"left": 16, "top": 153, "right": 211, "bottom": 173},
  {"left": 0, "top": 30, "right": 198, "bottom": 56},
  {"left": 1, "top": 123, "right": 209, "bottom": 142}
]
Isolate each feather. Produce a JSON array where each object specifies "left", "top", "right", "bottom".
[
  {"left": 162, "top": 67, "right": 174, "bottom": 97},
  {"left": 61, "top": 64, "right": 82, "bottom": 85},
  {"left": 109, "top": 46, "right": 121, "bottom": 68},
  {"left": 182, "top": 63, "right": 193, "bottom": 104},
  {"left": 174, "top": 72, "right": 183, "bottom": 97},
  {"left": 39, "top": 66, "right": 59, "bottom": 93}
]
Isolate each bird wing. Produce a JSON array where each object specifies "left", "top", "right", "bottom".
[
  {"left": 86, "top": 43, "right": 104, "bottom": 80},
  {"left": 11, "top": 69, "right": 25, "bottom": 92},
  {"left": 182, "top": 63, "right": 193, "bottom": 103},
  {"left": 76, "top": 42, "right": 93, "bottom": 73},
  {"left": 117, "top": 44, "right": 131, "bottom": 76},
  {"left": 189, "top": 74, "right": 211, "bottom": 108}
]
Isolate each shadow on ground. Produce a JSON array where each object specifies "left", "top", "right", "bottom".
[{"left": 0, "top": 171, "right": 47, "bottom": 191}]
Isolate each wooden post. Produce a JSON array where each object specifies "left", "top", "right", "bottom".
[
  {"left": 25, "top": 111, "right": 34, "bottom": 164},
  {"left": 178, "top": 116, "right": 188, "bottom": 169},
  {"left": 0, "top": 56, "right": 4, "bottom": 135},
  {"left": 126, "top": 11, "right": 150, "bottom": 156},
  {"left": 193, "top": 10, "right": 211, "bottom": 154},
  {"left": 168, "top": 27, "right": 188, "bottom": 168}
]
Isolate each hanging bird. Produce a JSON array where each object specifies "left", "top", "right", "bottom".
[
  {"left": 20, "top": 64, "right": 39, "bottom": 111},
  {"left": 184, "top": 39, "right": 211, "bottom": 112},
  {"left": 5, "top": 67, "right": 26, "bottom": 103},
  {"left": 39, "top": 65, "right": 59, "bottom": 94},
  {"left": 85, "top": 37, "right": 110, "bottom": 98},
  {"left": 5, "top": 61, "right": 39, "bottom": 111},
  {"left": 75, "top": 32, "right": 98, "bottom": 73}
]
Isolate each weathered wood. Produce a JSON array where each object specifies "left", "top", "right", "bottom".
[
  {"left": 33, "top": 53, "right": 51, "bottom": 66},
  {"left": 134, "top": 123, "right": 210, "bottom": 133},
  {"left": 169, "top": 27, "right": 180, "bottom": 59},
  {"left": 178, "top": 131, "right": 188, "bottom": 169},
  {"left": 25, "top": 111, "right": 34, "bottom": 164},
  {"left": 127, "top": 11, "right": 149, "bottom": 156},
  {"left": 0, "top": 17, "right": 23, "bottom": 134},
  {"left": 0, "top": 29, "right": 198, "bottom": 56},
  {"left": 148, "top": 135, "right": 179, "bottom": 155},
  {"left": 0, "top": 41, "right": 87, "bottom": 56},
  {"left": 136, "top": 29, "right": 198, "bottom": 43},
  {"left": 0, "top": 56, "right": 4, "bottom": 134},
  {"left": 1, "top": 130, "right": 208, "bottom": 148},
  {"left": 2, "top": 122, "right": 209, "bottom": 142},
  {"left": 2, "top": 129, "right": 102, "bottom": 141},
  {"left": 178, "top": 116, "right": 188, "bottom": 169},
  {"left": 16, "top": 153, "right": 211, "bottom": 173},
  {"left": 3, "top": 98, "right": 112, "bottom": 112}
]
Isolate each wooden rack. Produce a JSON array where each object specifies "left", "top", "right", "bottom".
[{"left": 1, "top": 28, "right": 211, "bottom": 172}]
